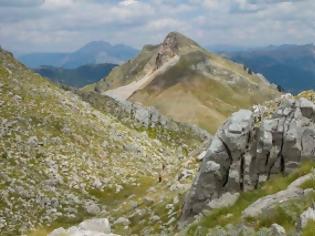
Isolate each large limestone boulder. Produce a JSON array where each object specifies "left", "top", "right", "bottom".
[
  {"left": 48, "top": 218, "right": 119, "bottom": 236},
  {"left": 181, "top": 96, "right": 315, "bottom": 222}
]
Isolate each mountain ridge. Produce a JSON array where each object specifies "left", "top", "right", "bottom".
[
  {"left": 89, "top": 32, "right": 280, "bottom": 133},
  {"left": 226, "top": 44, "right": 315, "bottom": 94}
]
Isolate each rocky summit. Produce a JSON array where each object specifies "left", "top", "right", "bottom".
[{"left": 85, "top": 32, "right": 279, "bottom": 133}]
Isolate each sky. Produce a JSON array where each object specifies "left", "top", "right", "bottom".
[{"left": 0, "top": 0, "right": 314, "bottom": 54}]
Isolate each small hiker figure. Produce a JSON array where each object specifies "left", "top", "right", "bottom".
[
  {"left": 158, "top": 174, "right": 162, "bottom": 183},
  {"left": 158, "top": 163, "right": 165, "bottom": 183}
]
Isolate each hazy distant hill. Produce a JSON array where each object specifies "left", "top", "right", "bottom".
[
  {"left": 206, "top": 44, "right": 249, "bottom": 53},
  {"left": 19, "top": 41, "right": 138, "bottom": 68},
  {"left": 88, "top": 32, "right": 279, "bottom": 133},
  {"left": 226, "top": 44, "right": 315, "bottom": 94},
  {"left": 34, "top": 63, "right": 117, "bottom": 88}
]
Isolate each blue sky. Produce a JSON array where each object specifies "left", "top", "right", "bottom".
[{"left": 0, "top": 0, "right": 314, "bottom": 53}]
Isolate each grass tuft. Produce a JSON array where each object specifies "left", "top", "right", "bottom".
[{"left": 302, "top": 220, "right": 315, "bottom": 236}]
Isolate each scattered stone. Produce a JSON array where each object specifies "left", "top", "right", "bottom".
[
  {"left": 150, "top": 215, "right": 160, "bottom": 222},
  {"left": 269, "top": 223, "right": 286, "bottom": 236},
  {"left": 196, "top": 151, "right": 207, "bottom": 161},
  {"left": 297, "top": 205, "right": 315, "bottom": 231},
  {"left": 27, "top": 136, "right": 38, "bottom": 146},
  {"left": 130, "top": 201, "right": 138, "bottom": 209},
  {"left": 85, "top": 203, "right": 101, "bottom": 215},
  {"left": 114, "top": 217, "right": 130, "bottom": 226},
  {"left": 143, "top": 197, "right": 154, "bottom": 206}
]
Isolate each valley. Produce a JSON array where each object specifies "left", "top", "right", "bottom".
[{"left": 34, "top": 64, "right": 117, "bottom": 88}]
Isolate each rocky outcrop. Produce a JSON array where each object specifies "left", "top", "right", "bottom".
[
  {"left": 78, "top": 90, "right": 211, "bottom": 144},
  {"left": 48, "top": 218, "right": 119, "bottom": 236},
  {"left": 155, "top": 32, "right": 179, "bottom": 69},
  {"left": 181, "top": 95, "right": 315, "bottom": 222}
]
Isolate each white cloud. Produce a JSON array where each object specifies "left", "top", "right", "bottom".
[
  {"left": 0, "top": 0, "right": 44, "bottom": 7},
  {"left": 0, "top": 0, "right": 314, "bottom": 54},
  {"left": 42, "top": 0, "right": 75, "bottom": 8},
  {"left": 144, "top": 18, "right": 183, "bottom": 31},
  {"left": 119, "top": 0, "right": 138, "bottom": 6}
]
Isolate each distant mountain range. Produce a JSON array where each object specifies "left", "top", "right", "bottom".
[
  {"left": 206, "top": 44, "right": 250, "bottom": 53},
  {"left": 19, "top": 41, "right": 139, "bottom": 68},
  {"left": 225, "top": 44, "right": 315, "bottom": 94},
  {"left": 34, "top": 63, "right": 117, "bottom": 88},
  {"left": 19, "top": 40, "right": 315, "bottom": 95}
]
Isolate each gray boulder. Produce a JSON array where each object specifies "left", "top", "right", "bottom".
[
  {"left": 85, "top": 203, "right": 101, "bottom": 215},
  {"left": 114, "top": 217, "right": 130, "bottom": 226}
]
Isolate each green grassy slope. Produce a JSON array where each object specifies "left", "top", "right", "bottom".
[
  {"left": 130, "top": 50, "right": 279, "bottom": 133},
  {"left": 93, "top": 44, "right": 159, "bottom": 92},
  {"left": 185, "top": 161, "right": 315, "bottom": 236},
  {"left": 0, "top": 48, "right": 204, "bottom": 236}
]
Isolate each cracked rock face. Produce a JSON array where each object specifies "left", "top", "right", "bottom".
[{"left": 181, "top": 96, "right": 315, "bottom": 222}]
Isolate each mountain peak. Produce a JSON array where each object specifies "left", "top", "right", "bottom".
[
  {"left": 77, "top": 41, "right": 112, "bottom": 53},
  {"left": 164, "top": 31, "right": 200, "bottom": 48},
  {"left": 155, "top": 32, "right": 180, "bottom": 69},
  {"left": 163, "top": 31, "right": 186, "bottom": 43},
  {"left": 155, "top": 32, "right": 201, "bottom": 69}
]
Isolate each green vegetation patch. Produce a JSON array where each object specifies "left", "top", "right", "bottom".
[
  {"left": 255, "top": 192, "right": 315, "bottom": 232},
  {"left": 302, "top": 220, "right": 315, "bottom": 236},
  {"left": 300, "top": 177, "right": 315, "bottom": 190},
  {"left": 186, "top": 161, "right": 315, "bottom": 235}
]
